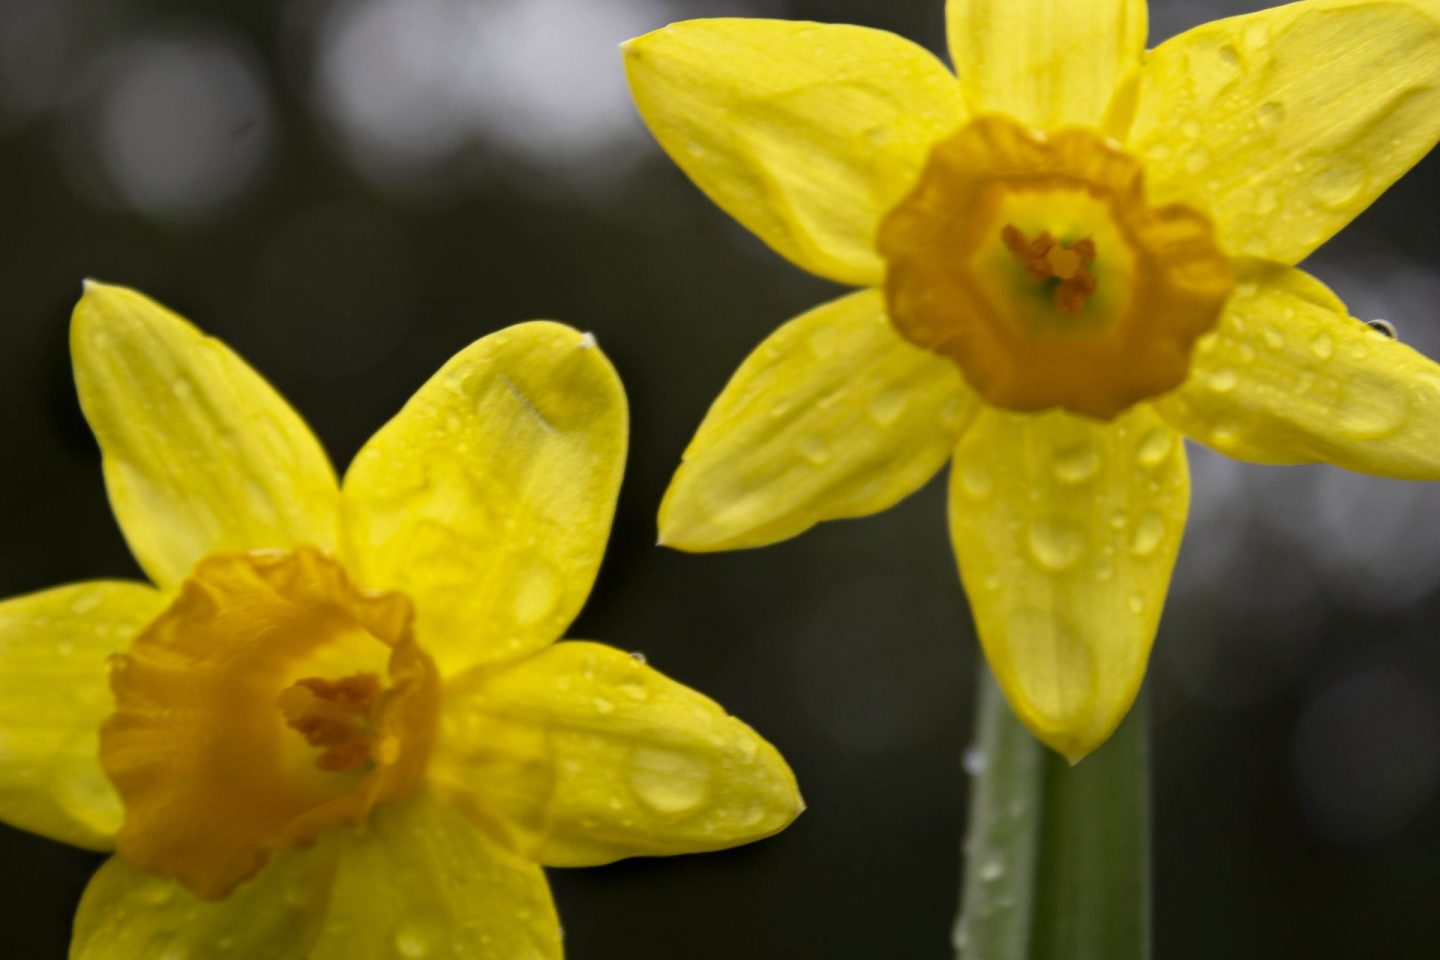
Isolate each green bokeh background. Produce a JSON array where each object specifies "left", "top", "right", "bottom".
[{"left": 3, "top": 0, "right": 1440, "bottom": 957}]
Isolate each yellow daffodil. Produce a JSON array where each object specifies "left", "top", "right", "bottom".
[
  {"left": 624, "top": 0, "right": 1440, "bottom": 760},
  {"left": 0, "top": 283, "right": 801, "bottom": 958}
]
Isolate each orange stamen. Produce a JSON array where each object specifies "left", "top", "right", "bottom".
[
  {"left": 278, "top": 673, "right": 384, "bottom": 772},
  {"left": 1002, "top": 224, "right": 1099, "bottom": 315}
]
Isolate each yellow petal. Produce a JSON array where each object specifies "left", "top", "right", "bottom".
[
  {"left": 342, "top": 322, "right": 627, "bottom": 676},
  {"left": 430, "top": 642, "right": 802, "bottom": 867},
  {"left": 660, "top": 289, "right": 975, "bottom": 551},
  {"left": 1130, "top": 0, "right": 1440, "bottom": 264},
  {"left": 71, "top": 843, "right": 338, "bottom": 960},
  {"left": 949, "top": 406, "right": 1189, "bottom": 761},
  {"left": 310, "top": 791, "right": 561, "bottom": 960},
  {"left": 946, "top": 0, "right": 1147, "bottom": 130},
  {"left": 72, "top": 282, "right": 340, "bottom": 589},
  {"left": 1155, "top": 262, "right": 1440, "bottom": 478},
  {"left": 0, "top": 581, "right": 164, "bottom": 850},
  {"left": 624, "top": 18, "right": 966, "bottom": 286}
]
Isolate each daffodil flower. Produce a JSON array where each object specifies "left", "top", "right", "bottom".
[
  {"left": 0, "top": 283, "right": 801, "bottom": 958},
  {"left": 625, "top": 0, "right": 1440, "bottom": 760}
]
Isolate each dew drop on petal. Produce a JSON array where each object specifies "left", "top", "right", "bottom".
[
  {"left": 1309, "top": 331, "right": 1334, "bottom": 360},
  {"left": 628, "top": 745, "right": 711, "bottom": 814},
  {"left": 1052, "top": 443, "right": 1099, "bottom": 484},
  {"left": 1257, "top": 100, "right": 1285, "bottom": 129},
  {"left": 1027, "top": 518, "right": 1083, "bottom": 571},
  {"left": 1206, "top": 367, "right": 1238, "bottom": 392},
  {"left": 1136, "top": 429, "right": 1173, "bottom": 469},
  {"left": 1129, "top": 514, "right": 1166, "bottom": 557},
  {"left": 959, "top": 461, "right": 993, "bottom": 500},
  {"left": 799, "top": 436, "right": 832, "bottom": 465},
  {"left": 868, "top": 389, "right": 908, "bottom": 427}
]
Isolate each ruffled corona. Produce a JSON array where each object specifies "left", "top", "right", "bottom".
[
  {"left": 100, "top": 547, "right": 438, "bottom": 900},
  {"left": 878, "top": 115, "right": 1234, "bottom": 419}
]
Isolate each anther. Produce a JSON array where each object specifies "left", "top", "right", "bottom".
[
  {"left": 1001, "top": 225, "right": 1098, "bottom": 316},
  {"left": 278, "top": 673, "right": 384, "bottom": 772}
]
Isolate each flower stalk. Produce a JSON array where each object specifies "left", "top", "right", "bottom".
[{"left": 956, "top": 668, "right": 1150, "bottom": 960}]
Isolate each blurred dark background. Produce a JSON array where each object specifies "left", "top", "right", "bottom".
[{"left": 3, "top": 0, "right": 1440, "bottom": 957}]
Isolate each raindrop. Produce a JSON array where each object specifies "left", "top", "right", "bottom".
[
  {"left": 867, "top": 389, "right": 908, "bottom": 427},
  {"left": 1027, "top": 518, "right": 1083, "bottom": 571},
  {"left": 1052, "top": 443, "right": 1099, "bottom": 484},
  {"left": 962, "top": 746, "right": 986, "bottom": 775},
  {"left": 1206, "top": 367, "right": 1238, "bottom": 392},
  {"left": 394, "top": 924, "right": 429, "bottom": 958},
  {"left": 1313, "top": 159, "right": 1366, "bottom": 208},
  {"left": 628, "top": 745, "right": 711, "bottom": 814},
  {"left": 1366, "top": 318, "right": 1397, "bottom": 339},
  {"left": 1136, "top": 429, "right": 1173, "bottom": 469},
  {"left": 1257, "top": 100, "right": 1285, "bottom": 129},
  {"left": 799, "top": 436, "right": 832, "bottom": 465},
  {"left": 1309, "top": 331, "right": 1334, "bottom": 360},
  {"left": 1129, "top": 514, "right": 1165, "bottom": 557},
  {"left": 958, "top": 461, "right": 993, "bottom": 500}
]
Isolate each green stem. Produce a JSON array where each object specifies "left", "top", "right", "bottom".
[{"left": 955, "top": 668, "right": 1151, "bottom": 960}]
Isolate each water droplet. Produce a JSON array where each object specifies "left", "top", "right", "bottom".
[
  {"left": 1136, "top": 430, "right": 1173, "bottom": 469},
  {"left": 1129, "top": 514, "right": 1166, "bottom": 556},
  {"left": 141, "top": 881, "right": 175, "bottom": 905},
  {"left": 1261, "top": 325, "right": 1285, "bottom": 350},
  {"left": 1366, "top": 318, "right": 1397, "bottom": 339},
  {"left": 1053, "top": 443, "right": 1099, "bottom": 484},
  {"left": 511, "top": 557, "right": 561, "bottom": 626},
  {"left": 1218, "top": 44, "right": 1240, "bottom": 66},
  {"left": 1210, "top": 418, "right": 1241, "bottom": 450},
  {"left": 1027, "top": 518, "right": 1083, "bottom": 571},
  {"left": 1206, "top": 367, "right": 1238, "bottom": 392},
  {"left": 1109, "top": 510, "right": 1127, "bottom": 530},
  {"left": 394, "top": 924, "right": 429, "bottom": 958},
  {"left": 798, "top": 436, "right": 832, "bottom": 465},
  {"left": 1314, "top": 159, "right": 1366, "bottom": 208},
  {"left": 1127, "top": 593, "right": 1145, "bottom": 614},
  {"left": 628, "top": 745, "right": 711, "bottom": 814},
  {"left": 868, "top": 389, "right": 908, "bottom": 426},
  {"left": 807, "top": 324, "right": 841, "bottom": 358},
  {"left": 628, "top": 651, "right": 647, "bottom": 665},
  {"left": 1183, "top": 147, "right": 1210, "bottom": 174},
  {"left": 962, "top": 747, "right": 986, "bottom": 775},
  {"left": 593, "top": 696, "right": 615, "bottom": 715},
  {"left": 1334, "top": 390, "right": 1408, "bottom": 440},
  {"left": 69, "top": 590, "right": 102, "bottom": 616},
  {"left": 1257, "top": 100, "right": 1285, "bottom": 129},
  {"left": 958, "top": 461, "right": 993, "bottom": 500},
  {"left": 979, "top": 859, "right": 1004, "bottom": 882},
  {"left": 1308, "top": 331, "right": 1334, "bottom": 360}
]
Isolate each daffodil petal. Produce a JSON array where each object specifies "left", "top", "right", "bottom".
[
  {"left": 342, "top": 322, "right": 626, "bottom": 676},
  {"left": 310, "top": 791, "right": 561, "bottom": 960},
  {"left": 71, "top": 844, "right": 338, "bottom": 960},
  {"left": 72, "top": 283, "right": 340, "bottom": 588},
  {"left": 949, "top": 406, "right": 1189, "bottom": 761},
  {"left": 624, "top": 18, "right": 966, "bottom": 286},
  {"left": 946, "top": 0, "right": 1147, "bottom": 130},
  {"left": 660, "top": 289, "right": 975, "bottom": 551},
  {"left": 431, "top": 642, "right": 802, "bottom": 867},
  {"left": 1131, "top": 0, "right": 1440, "bottom": 264},
  {"left": 0, "top": 580, "right": 164, "bottom": 850},
  {"left": 1156, "top": 262, "right": 1440, "bottom": 478}
]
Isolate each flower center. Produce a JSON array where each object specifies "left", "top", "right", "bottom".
[
  {"left": 877, "top": 115, "right": 1234, "bottom": 419},
  {"left": 278, "top": 673, "right": 386, "bottom": 772},
  {"left": 1000, "top": 224, "right": 1098, "bottom": 315},
  {"left": 101, "top": 547, "right": 438, "bottom": 899}
]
